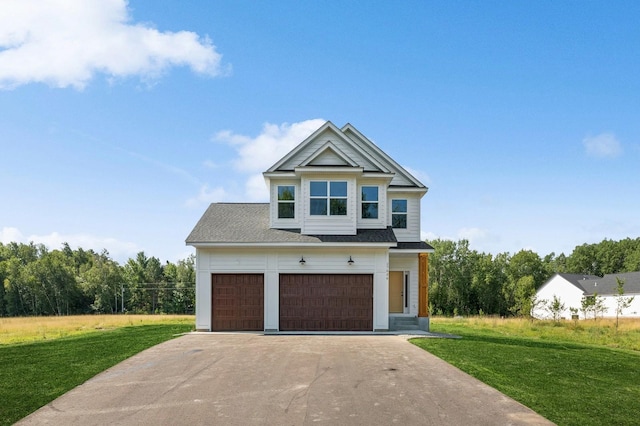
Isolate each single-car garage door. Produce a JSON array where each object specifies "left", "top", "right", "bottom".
[
  {"left": 211, "top": 274, "right": 264, "bottom": 331},
  {"left": 279, "top": 274, "right": 373, "bottom": 331}
]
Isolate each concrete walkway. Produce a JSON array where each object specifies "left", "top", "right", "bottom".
[{"left": 18, "top": 334, "right": 554, "bottom": 425}]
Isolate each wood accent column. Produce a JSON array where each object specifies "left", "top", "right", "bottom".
[{"left": 418, "top": 253, "right": 429, "bottom": 317}]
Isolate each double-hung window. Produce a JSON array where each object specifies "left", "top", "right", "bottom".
[
  {"left": 392, "top": 199, "right": 407, "bottom": 228},
  {"left": 310, "top": 181, "right": 347, "bottom": 215},
  {"left": 277, "top": 185, "right": 295, "bottom": 218},
  {"left": 361, "top": 186, "right": 379, "bottom": 219}
]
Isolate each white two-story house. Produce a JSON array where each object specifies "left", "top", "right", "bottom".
[{"left": 186, "top": 121, "right": 433, "bottom": 332}]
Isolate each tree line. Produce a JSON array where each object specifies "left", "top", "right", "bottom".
[
  {"left": 0, "top": 242, "right": 194, "bottom": 317},
  {"left": 427, "top": 237, "right": 640, "bottom": 317},
  {"left": 2, "top": 237, "right": 639, "bottom": 318}
]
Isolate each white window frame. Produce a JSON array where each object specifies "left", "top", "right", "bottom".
[
  {"left": 391, "top": 199, "right": 407, "bottom": 228},
  {"left": 310, "top": 180, "right": 348, "bottom": 216},
  {"left": 361, "top": 186, "right": 379, "bottom": 219},
  {"left": 277, "top": 185, "right": 295, "bottom": 219}
]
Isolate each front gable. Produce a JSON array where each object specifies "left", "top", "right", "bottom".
[
  {"left": 268, "top": 122, "right": 388, "bottom": 173},
  {"left": 264, "top": 121, "right": 427, "bottom": 240}
]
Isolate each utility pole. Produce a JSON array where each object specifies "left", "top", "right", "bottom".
[{"left": 121, "top": 285, "right": 125, "bottom": 313}]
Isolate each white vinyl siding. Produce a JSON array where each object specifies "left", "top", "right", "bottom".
[
  {"left": 194, "top": 247, "right": 392, "bottom": 331},
  {"left": 357, "top": 181, "right": 387, "bottom": 229},
  {"left": 269, "top": 181, "right": 300, "bottom": 229},
  {"left": 301, "top": 175, "right": 357, "bottom": 235},
  {"left": 388, "top": 193, "right": 421, "bottom": 241}
]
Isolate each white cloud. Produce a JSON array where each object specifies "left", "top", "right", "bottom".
[
  {"left": 186, "top": 184, "right": 227, "bottom": 208},
  {"left": 583, "top": 133, "right": 622, "bottom": 158},
  {"left": 0, "top": 227, "right": 24, "bottom": 244},
  {"left": 245, "top": 173, "right": 269, "bottom": 202},
  {"left": 0, "top": 0, "right": 227, "bottom": 89},
  {"left": 0, "top": 226, "right": 139, "bottom": 263},
  {"left": 215, "top": 119, "right": 326, "bottom": 173}
]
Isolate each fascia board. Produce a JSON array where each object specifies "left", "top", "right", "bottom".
[
  {"left": 294, "top": 166, "right": 364, "bottom": 175},
  {"left": 188, "top": 242, "right": 396, "bottom": 248},
  {"left": 387, "top": 186, "right": 428, "bottom": 195},
  {"left": 263, "top": 172, "right": 297, "bottom": 178},
  {"left": 389, "top": 248, "right": 435, "bottom": 254}
]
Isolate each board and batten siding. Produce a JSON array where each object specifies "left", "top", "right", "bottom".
[
  {"left": 194, "top": 247, "right": 392, "bottom": 331},
  {"left": 389, "top": 255, "right": 419, "bottom": 316},
  {"left": 388, "top": 193, "right": 421, "bottom": 241}
]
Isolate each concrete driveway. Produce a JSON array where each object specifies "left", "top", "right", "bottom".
[{"left": 18, "top": 334, "right": 553, "bottom": 425}]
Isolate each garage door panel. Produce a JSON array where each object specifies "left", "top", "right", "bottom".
[
  {"left": 279, "top": 274, "right": 373, "bottom": 331},
  {"left": 212, "top": 274, "right": 263, "bottom": 331}
]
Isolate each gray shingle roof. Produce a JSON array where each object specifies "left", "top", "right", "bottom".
[
  {"left": 185, "top": 203, "right": 400, "bottom": 245},
  {"left": 396, "top": 242, "right": 435, "bottom": 250},
  {"left": 559, "top": 272, "right": 640, "bottom": 295}
]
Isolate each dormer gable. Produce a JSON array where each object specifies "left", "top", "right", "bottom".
[
  {"left": 301, "top": 141, "right": 359, "bottom": 167},
  {"left": 266, "top": 121, "right": 389, "bottom": 174}
]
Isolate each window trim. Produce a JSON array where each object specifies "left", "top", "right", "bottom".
[
  {"left": 277, "top": 185, "right": 296, "bottom": 219},
  {"left": 310, "top": 180, "right": 348, "bottom": 216},
  {"left": 361, "top": 185, "right": 379, "bottom": 219},
  {"left": 391, "top": 199, "right": 407, "bottom": 229}
]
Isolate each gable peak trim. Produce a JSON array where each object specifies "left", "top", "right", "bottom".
[{"left": 299, "top": 140, "right": 359, "bottom": 167}]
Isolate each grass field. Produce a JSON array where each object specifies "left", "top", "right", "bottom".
[
  {"left": 0, "top": 314, "right": 194, "bottom": 345},
  {"left": 0, "top": 315, "right": 194, "bottom": 426},
  {"left": 412, "top": 316, "right": 640, "bottom": 426}
]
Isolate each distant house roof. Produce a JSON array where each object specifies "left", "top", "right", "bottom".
[
  {"left": 558, "top": 272, "right": 640, "bottom": 295},
  {"left": 185, "top": 203, "right": 431, "bottom": 250},
  {"left": 557, "top": 273, "right": 601, "bottom": 292}
]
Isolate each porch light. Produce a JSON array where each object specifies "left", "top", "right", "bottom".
[
  {"left": 348, "top": 256, "right": 355, "bottom": 265},
  {"left": 299, "top": 256, "right": 306, "bottom": 265}
]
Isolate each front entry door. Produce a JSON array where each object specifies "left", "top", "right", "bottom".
[{"left": 389, "top": 271, "right": 404, "bottom": 313}]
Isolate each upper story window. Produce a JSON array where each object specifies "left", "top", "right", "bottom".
[
  {"left": 277, "top": 185, "right": 295, "bottom": 219},
  {"left": 392, "top": 199, "right": 407, "bottom": 228},
  {"left": 361, "top": 186, "right": 379, "bottom": 219},
  {"left": 310, "top": 181, "right": 347, "bottom": 216}
]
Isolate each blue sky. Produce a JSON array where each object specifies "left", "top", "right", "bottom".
[{"left": 1, "top": 0, "right": 639, "bottom": 264}]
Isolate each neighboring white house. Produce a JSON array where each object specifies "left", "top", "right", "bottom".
[
  {"left": 186, "top": 121, "right": 433, "bottom": 332},
  {"left": 533, "top": 272, "right": 640, "bottom": 319}
]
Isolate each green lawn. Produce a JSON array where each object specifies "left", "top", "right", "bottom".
[
  {"left": 0, "top": 323, "right": 192, "bottom": 426},
  {"left": 411, "top": 319, "right": 640, "bottom": 426}
]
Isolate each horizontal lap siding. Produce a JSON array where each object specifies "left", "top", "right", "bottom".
[{"left": 279, "top": 274, "right": 373, "bottom": 331}]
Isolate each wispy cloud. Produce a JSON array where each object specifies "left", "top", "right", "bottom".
[
  {"left": 0, "top": 0, "right": 229, "bottom": 89},
  {"left": 583, "top": 133, "right": 622, "bottom": 158},
  {"left": 185, "top": 184, "right": 228, "bottom": 208}
]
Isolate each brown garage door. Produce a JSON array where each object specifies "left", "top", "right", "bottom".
[
  {"left": 279, "top": 274, "right": 373, "bottom": 331},
  {"left": 211, "top": 274, "right": 264, "bottom": 331}
]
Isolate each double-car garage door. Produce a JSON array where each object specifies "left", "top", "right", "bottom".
[{"left": 211, "top": 273, "right": 373, "bottom": 331}]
